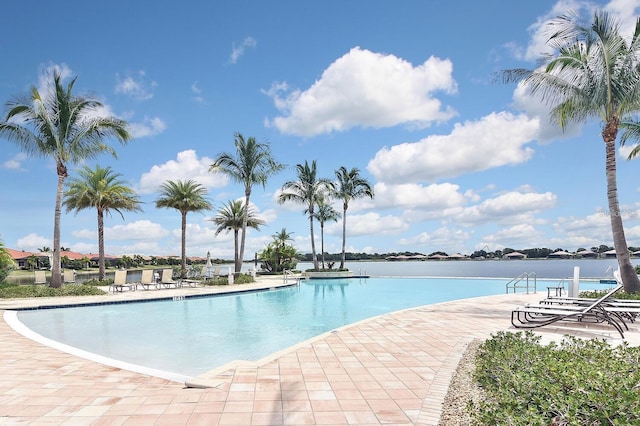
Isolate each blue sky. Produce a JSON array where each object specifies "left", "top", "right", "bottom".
[{"left": 2, "top": 0, "right": 640, "bottom": 260}]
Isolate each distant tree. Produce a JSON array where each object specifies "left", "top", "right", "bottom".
[
  {"left": 334, "top": 166, "right": 374, "bottom": 270},
  {"left": 63, "top": 165, "right": 142, "bottom": 280},
  {"left": 210, "top": 199, "right": 265, "bottom": 271},
  {"left": 156, "top": 180, "right": 212, "bottom": 278},
  {"left": 38, "top": 247, "right": 50, "bottom": 253},
  {"left": 0, "top": 239, "right": 16, "bottom": 283},
  {"left": 500, "top": 10, "right": 640, "bottom": 292},
  {"left": 0, "top": 70, "right": 131, "bottom": 287},
  {"left": 210, "top": 133, "right": 284, "bottom": 273},
  {"left": 279, "top": 160, "right": 334, "bottom": 270}
]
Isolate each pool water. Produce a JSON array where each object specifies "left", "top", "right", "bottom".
[{"left": 14, "top": 277, "right": 610, "bottom": 378}]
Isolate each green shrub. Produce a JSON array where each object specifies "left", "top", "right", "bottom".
[
  {"left": 579, "top": 288, "right": 640, "bottom": 300},
  {"left": 472, "top": 331, "right": 640, "bottom": 425},
  {"left": 0, "top": 283, "right": 106, "bottom": 298}
]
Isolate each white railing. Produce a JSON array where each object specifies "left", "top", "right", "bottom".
[
  {"left": 283, "top": 269, "right": 300, "bottom": 285},
  {"left": 506, "top": 272, "right": 537, "bottom": 294}
]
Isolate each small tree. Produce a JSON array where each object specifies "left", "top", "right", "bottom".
[{"left": 0, "top": 239, "right": 16, "bottom": 283}]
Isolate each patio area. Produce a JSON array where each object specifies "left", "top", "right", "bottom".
[{"left": 0, "top": 279, "right": 638, "bottom": 425}]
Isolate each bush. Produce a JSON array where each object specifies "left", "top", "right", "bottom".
[
  {"left": 0, "top": 283, "right": 106, "bottom": 298},
  {"left": 579, "top": 288, "right": 640, "bottom": 300},
  {"left": 472, "top": 331, "right": 640, "bottom": 425}
]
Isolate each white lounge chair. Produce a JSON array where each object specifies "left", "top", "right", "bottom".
[
  {"left": 63, "top": 270, "right": 76, "bottom": 284},
  {"left": 137, "top": 269, "right": 159, "bottom": 290},
  {"left": 160, "top": 268, "right": 181, "bottom": 289},
  {"left": 34, "top": 270, "right": 47, "bottom": 285},
  {"left": 110, "top": 270, "right": 135, "bottom": 293},
  {"left": 511, "top": 284, "right": 627, "bottom": 337}
]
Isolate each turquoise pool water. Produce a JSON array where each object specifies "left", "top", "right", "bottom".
[{"left": 14, "top": 277, "right": 610, "bottom": 378}]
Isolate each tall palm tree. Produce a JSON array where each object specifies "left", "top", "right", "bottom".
[
  {"left": 210, "top": 133, "right": 284, "bottom": 273},
  {"left": 314, "top": 196, "right": 340, "bottom": 269},
  {"left": 500, "top": 10, "right": 640, "bottom": 293},
  {"left": 334, "top": 166, "right": 374, "bottom": 270},
  {"left": 279, "top": 160, "right": 334, "bottom": 270},
  {"left": 156, "top": 179, "right": 212, "bottom": 278},
  {"left": 209, "top": 200, "right": 265, "bottom": 271},
  {"left": 63, "top": 165, "right": 142, "bottom": 280},
  {"left": 0, "top": 70, "right": 131, "bottom": 287}
]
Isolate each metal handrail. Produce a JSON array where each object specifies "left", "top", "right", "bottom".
[
  {"left": 506, "top": 272, "right": 537, "bottom": 294},
  {"left": 283, "top": 269, "right": 300, "bottom": 285}
]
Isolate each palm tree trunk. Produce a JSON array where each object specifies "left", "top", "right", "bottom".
[
  {"left": 234, "top": 229, "right": 240, "bottom": 272},
  {"left": 181, "top": 211, "right": 187, "bottom": 278},
  {"left": 50, "top": 171, "right": 65, "bottom": 288},
  {"left": 237, "top": 192, "right": 251, "bottom": 273},
  {"left": 340, "top": 206, "right": 347, "bottom": 270},
  {"left": 604, "top": 127, "right": 640, "bottom": 292},
  {"left": 309, "top": 212, "right": 319, "bottom": 270},
  {"left": 320, "top": 224, "right": 325, "bottom": 269},
  {"left": 97, "top": 208, "right": 105, "bottom": 281}
]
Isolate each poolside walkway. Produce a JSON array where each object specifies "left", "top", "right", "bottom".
[{"left": 1, "top": 278, "right": 638, "bottom": 425}]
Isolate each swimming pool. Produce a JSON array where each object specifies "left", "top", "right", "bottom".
[{"left": 11, "top": 277, "right": 610, "bottom": 379}]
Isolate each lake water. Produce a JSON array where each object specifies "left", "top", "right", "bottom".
[{"left": 298, "top": 258, "right": 634, "bottom": 279}]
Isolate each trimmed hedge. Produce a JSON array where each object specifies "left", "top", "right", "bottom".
[{"left": 472, "top": 331, "right": 640, "bottom": 425}]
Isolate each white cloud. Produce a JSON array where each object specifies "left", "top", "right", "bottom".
[
  {"left": 138, "top": 149, "right": 229, "bottom": 194},
  {"left": 115, "top": 70, "right": 157, "bottom": 101},
  {"left": 16, "top": 233, "right": 51, "bottom": 251},
  {"left": 1, "top": 153, "right": 27, "bottom": 170},
  {"left": 455, "top": 190, "right": 557, "bottom": 225},
  {"left": 362, "top": 182, "right": 469, "bottom": 212},
  {"left": 265, "top": 47, "right": 457, "bottom": 137},
  {"left": 368, "top": 112, "right": 539, "bottom": 184},
  {"left": 230, "top": 36, "right": 257, "bottom": 64},
  {"left": 327, "top": 212, "right": 408, "bottom": 237},
  {"left": 398, "top": 226, "right": 470, "bottom": 253},
  {"left": 191, "top": 82, "right": 205, "bottom": 103},
  {"left": 480, "top": 223, "right": 545, "bottom": 249},
  {"left": 128, "top": 116, "right": 167, "bottom": 138}
]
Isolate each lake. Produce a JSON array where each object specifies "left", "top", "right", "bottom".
[{"left": 296, "top": 258, "right": 637, "bottom": 280}]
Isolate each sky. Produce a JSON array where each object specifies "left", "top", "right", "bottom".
[{"left": 2, "top": 0, "right": 640, "bottom": 260}]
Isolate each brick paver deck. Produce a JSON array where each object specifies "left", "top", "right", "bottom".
[{"left": 0, "top": 279, "right": 637, "bottom": 425}]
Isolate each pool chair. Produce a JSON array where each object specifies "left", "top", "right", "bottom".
[
  {"left": 160, "top": 268, "right": 181, "bottom": 289},
  {"left": 137, "top": 269, "right": 159, "bottom": 290},
  {"left": 181, "top": 266, "right": 205, "bottom": 288},
  {"left": 34, "top": 270, "right": 47, "bottom": 285},
  {"left": 110, "top": 270, "right": 136, "bottom": 293},
  {"left": 511, "top": 284, "right": 628, "bottom": 338},
  {"left": 63, "top": 269, "right": 76, "bottom": 284}
]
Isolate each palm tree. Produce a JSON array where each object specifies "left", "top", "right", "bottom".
[
  {"left": 63, "top": 165, "right": 142, "bottom": 280},
  {"left": 314, "top": 196, "right": 340, "bottom": 269},
  {"left": 334, "top": 167, "right": 374, "bottom": 270},
  {"left": 210, "top": 133, "right": 284, "bottom": 273},
  {"left": 38, "top": 247, "right": 51, "bottom": 253},
  {"left": 0, "top": 70, "right": 131, "bottom": 287},
  {"left": 209, "top": 200, "right": 265, "bottom": 271},
  {"left": 278, "top": 160, "right": 334, "bottom": 270},
  {"left": 156, "top": 180, "right": 212, "bottom": 278},
  {"left": 271, "top": 228, "right": 295, "bottom": 272},
  {"left": 500, "top": 10, "right": 640, "bottom": 293}
]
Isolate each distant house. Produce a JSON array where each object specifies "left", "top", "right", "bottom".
[
  {"left": 602, "top": 249, "right": 618, "bottom": 258},
  {"left": 504, "top": 251, "right": 526, "bottom": 259},
  {"left": 576, "top": 250, "right": 598, "bottom": 258},
  {"left": 7, "top": 249, "right": 50, "bottom": 269},
  {"left": 548, "top": 250, "right": 573, "bottom": 259},
  {"left": 447, "top": 253, "right": 466, "bottom": 260}
]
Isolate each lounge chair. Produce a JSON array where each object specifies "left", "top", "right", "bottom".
[
  {"left": 511, "top": 284, "right": 628, "bottom": 337},
  {"left": 137, "top": 269, "right": 159, "bottom": 290},
  {"left": 63, "top": 269, "right": 76, "bottom": 284},
  {"left": 160, "top": 268, "right": 181, "bottom": 289},
  {"left": 109, "top": 270, "right": 136, "bottom": 293},
  {"left": 182, "top": 266, "right": 206, "bottom": 288},
  {"left": 34, "top": 270, "right": 47, "bottom": 285}
]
